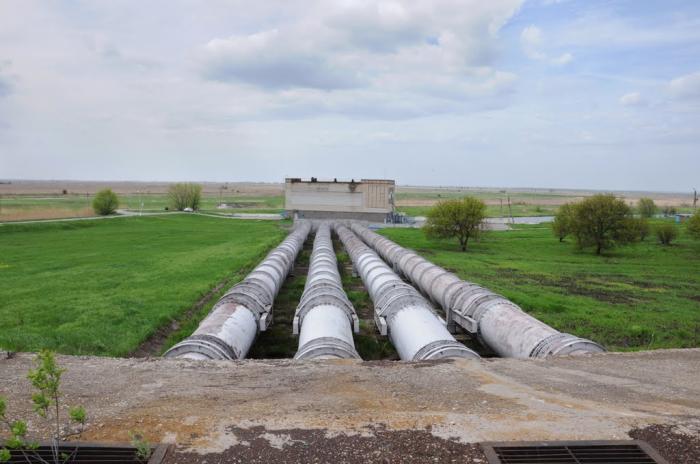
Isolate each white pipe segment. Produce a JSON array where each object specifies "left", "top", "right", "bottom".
[
  {"left": 294, "top": 222, "right": 360, "bottom": 360},
  {"left": 349, "top": 223, "right": 605, "bottom": 358},
  {"left": 164, "top": 221, "right": 311, "bottom": 360},
  {"left": 335, "top": 223, "right": 479, "bottom": 361}
]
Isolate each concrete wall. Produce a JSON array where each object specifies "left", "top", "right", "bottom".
[
  {"left": 293, "top": 210, "right": 389, "bottom": 222},
  {"left": 285, "top": 179, "right": 395, "bottom": 217}
]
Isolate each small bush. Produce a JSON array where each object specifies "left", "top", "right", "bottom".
[
  {"left": 633, "top": 218, "right": 650, "bottom": 241},
  {"left": 687, "top": 213, "right": 700, "bottom": 240},
  {"left": 92, "top": 189, "right": 119, "bottom": 215},
  {"left": 662, "top": 206, "right": 677, "bottom": 216},
  {"left": 656, "top": 224, "right": 678, "bottom": 245},
  {"left": 552, "top": 203, "right": 574, "bottom": 242},
  {"left": 637, "top": 198, "right": 657, "bottom": 218}
]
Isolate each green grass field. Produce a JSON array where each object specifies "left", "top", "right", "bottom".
[
  {"left": 380, "top": 222, "right": 700, "bottom": 351},
  {"left": 0, "top": 215, "right": 286, "bottom": 356}
]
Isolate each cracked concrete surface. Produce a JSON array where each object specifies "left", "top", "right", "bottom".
[{"left": 1, "top": 349, "right": 698, "bottom": 457}]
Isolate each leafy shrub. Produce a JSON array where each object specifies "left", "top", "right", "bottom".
[
  {"left": 662, "top": 206, "right": 677, "bottom": 216},
  {"left": 569, "top": 194, "right": 637, "bottom": 255},
  {"left": 687, "top": 213, "right": 700, "bottom": 240},
  {"left": 637, "top": 197, "right": 657, "bottom": 218},
  {"left": 92, "top": 189, "right": 119, "bottom": 215},
  {"left": 633, "top": 218, "right": 650, "bottom": 241},
  {"left": 552, "top": 203, "right": 574, "bottom": 242},
  {"left": 656, "top": 224, "right": 678, "bottom": 245},
  {"left": 168, "top": 183, "right": 202, "bottom": 211}
]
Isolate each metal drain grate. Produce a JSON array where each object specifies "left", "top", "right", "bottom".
[
  {"left": 4, "top": 442, "right": 170, "bottom": 464},
  {"left": 482, "top": 440, "right": 668, "bottom": 464}
]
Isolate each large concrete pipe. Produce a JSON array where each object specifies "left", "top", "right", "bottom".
[
  {"left": 293, "top": 222, "right": 360, "bottom": 360},
  {"left": 335, "top": 223, "right": 479, "bottom": 361},
  {"left": 350, "top": 223, "right": 605, "bottom": 358},
  {"left": 164, "top": 221, "right": 311, "bottom": 360}
]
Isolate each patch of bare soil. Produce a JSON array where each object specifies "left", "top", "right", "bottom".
[
  {"left": 629, "top": 422, "right": 700, "bottom": 464},
  {"left": 0, "top": 207, "right": 94, "bottom": 222},
  {"left": 165, "top": 425, "right": 487, "bottom": 464},
  {"left": 0, "top": 180, "right": 283, "bottom": 196},
  {"left": 496, "top": 268, "right": 638, "bottom": 304}
]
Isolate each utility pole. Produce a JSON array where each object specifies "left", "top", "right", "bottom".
[
  {"left": 138, "top": 190, "right": 143, "bottom": 216},
  {"left": 507, "top": 195, "right": 514, "bottom": 224}
]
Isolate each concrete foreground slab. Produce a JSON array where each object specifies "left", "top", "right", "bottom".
[{"left": 1, "top": 349, "right": 699, "bottom": 462}]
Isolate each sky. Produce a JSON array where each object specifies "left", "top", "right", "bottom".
[{"left": 0, "top": 0, "right": 699, "bottom": 191}]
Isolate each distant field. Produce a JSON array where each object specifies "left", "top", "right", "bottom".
[
  {"left": 0, "top": 215, "right": 286, "bottom": 356},
  {"left": 2, "top": 180, "right": 695, "bottom": 221},
  {"left": 380, "top": 221, "right": 700, "bottom": 351},
  {"left": 0, "top": 193, "right": 285, "bottom": 221},
  {"left": 397, "top": 203, "right": 559, "bottom": 218},
  {"left": 395, "top": 187, "right": 696, "bottom": 218}
]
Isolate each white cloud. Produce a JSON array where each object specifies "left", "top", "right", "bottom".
[
  {"left": 200, "top": 30, "right": 364, "bottom": 90},
  {"left": 550, "top": 52, "right": 573, "bottom": 65},
  {"left": 560, "top": 11, "right": 700, "bottom": 49},
  {"left": 521, "top": 25, "right": 545, "bottom": 59},
  {"left": 669, "top": 71, "right": 700, "bottom": 100},
  {"left": 520, "top": 25, "right": 573, "bottom": 66},
  {"left": 196, "top": 0, "right": 524, "bottom": 116},
  {"left": 0, "top": 62, "right": 14, "bottom": 98},
  {"left": 619, "top": 92, "right": 643, "bottom": 106}
]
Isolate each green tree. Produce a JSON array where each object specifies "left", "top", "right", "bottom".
[
  {"left": 168, "top": 183, "right": 202, "bottom": 211},
  {"left": 637, "top": 197, "right": 657, "bottom": 218},
  {"left": 552, "top": 203, "right": 575, "bottom": 242},
  {"left": 570, "top": 194, "right": 637, "bottom": 255},
  {"left": 424, "top": 197, "right": 486, "bottom": 251},
  {"left": 687, "top": 213, "right": 700, "bottom": 240},
  {"left": 656, "top": 223, "right": 678, "bottom": 245},
  {"left": 92, "top": 189, "right": 119, "bottom": 215}
]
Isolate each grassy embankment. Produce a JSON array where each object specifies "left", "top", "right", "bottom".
[
  {"left": 380, "top": 220, "right": 700, "bottom": 351},
  {"left": 0, "top": 215, "right": 286, "bottom": 356}
]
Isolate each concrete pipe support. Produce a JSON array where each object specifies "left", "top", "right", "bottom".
[
  {"left": 350, "top": 223, "right": 605, "bottom": 358},
  {"left": 293, "top": 222, "right": 360, "bottom": 360},
  {"left": 335, "top": 223, "right": 479, "bottom": 361},
  {"left": 164, "top": 221, "right": 312, "bottom": 360}
]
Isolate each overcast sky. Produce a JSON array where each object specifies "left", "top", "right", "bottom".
[{"left": 0, "top": 0, "right": 698, "bottom": 191}]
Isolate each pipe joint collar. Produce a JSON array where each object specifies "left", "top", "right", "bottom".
[
  {"left": 530, "top": 333, "right": 606, "bottom": 358},
  {"left": 163, "top": 334, "right": 239, "bottom": 360},
  {"left": 294, "top": 336, "right": 360, "bottom": 360},
  {"left": 412, "top": 339, "right": 480, "bottom": 360}
]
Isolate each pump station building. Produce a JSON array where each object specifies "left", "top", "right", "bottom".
[{"left": 285, "top": 178, "right": 395, "bottom": 222}]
